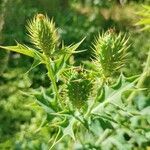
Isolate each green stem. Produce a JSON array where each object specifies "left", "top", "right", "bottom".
[
  {"left": 45, "top": 56, "right": 60, "bottom": 107},
  {"left": 127, "top": 51, "right": 150, "bottom": 104}
]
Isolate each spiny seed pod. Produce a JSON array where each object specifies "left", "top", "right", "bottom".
[
  {"left": 27, "top": 14, "right": 59, "bottom": 56},
  {"left": 66, "top": 69, "right": 93, "bottom": 109},
  {"left": 93, "top": 30, "right": 129, "bottom": 78}
]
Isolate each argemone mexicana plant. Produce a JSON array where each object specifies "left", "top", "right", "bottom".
[{"left": 0, "top": 14, "right": 149, "bottom": 150}]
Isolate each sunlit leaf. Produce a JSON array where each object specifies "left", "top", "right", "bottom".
[
  {"left": 0, "top": 43, "right": 46, "bottom": 62},
  {"left": 92, "top": 76, "right": 136, "bottom": 114}
]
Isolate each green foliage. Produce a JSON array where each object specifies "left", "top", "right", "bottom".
[
  {"left": 0, "top": 43, "right": 37, "bottom": 58},
  {"left": 0, "top": 69, "right": 32, "bottom": 143},
  {"left": 0, "top": 2, "right": 150, "bottom": 150},
  {"left": 135, "top": 5, "right": 150, "bottom": 31}
]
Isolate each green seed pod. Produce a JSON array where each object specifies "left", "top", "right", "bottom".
[
  {"left": 27, "top": 14, "right": 59, "bottom": 56},
  {"left": 93, "top": 30, "right": 129, "bottom": 79},
  {"left": 66, "top": 69, "right": 93, "bottom": 109}
]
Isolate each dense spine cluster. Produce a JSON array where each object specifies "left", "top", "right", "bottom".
[
  {"left": 27, "top": 14, "right": 59, "bottom": 56},
  {"left": 93, "top": 30, "right": 129, "bottom": 78},
  {"left": 66, "top": 69, "right": 93, "bottom": 109}
]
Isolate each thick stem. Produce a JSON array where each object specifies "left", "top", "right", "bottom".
[
  {"left": 45, "top": 56, "right": 61, "bottom": 107},
  {"left": 127, "top": 51, "right": 150, "bottom": 104}
]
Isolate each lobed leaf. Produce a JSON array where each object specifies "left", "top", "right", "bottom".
[{"left": 0, "top": 43, "right": 46, "bottom": 62}]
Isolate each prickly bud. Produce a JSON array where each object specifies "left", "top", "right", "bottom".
[
  {"left": 27, "top": 14, "right": 59, "bottom": 56},
  {"left": 66, "top": 68, "right": 93, "bottom": 109},
  {"left": 93, "top": 30, "right": 129, "bottom": 78}
]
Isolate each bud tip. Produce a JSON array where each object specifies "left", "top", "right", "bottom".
[{"left": 36, "top": 14, "right": 45, "bottom": 20}]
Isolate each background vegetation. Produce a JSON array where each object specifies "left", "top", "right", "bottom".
[{"left": 0, "top": 0, "right": 150, "bottom": 149}]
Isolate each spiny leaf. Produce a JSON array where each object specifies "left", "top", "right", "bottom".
[
  {"left": 92, "top": 75, "right": 137, "bottom": 114},
  {"left": 53, "top": 38, "right": 85, "bottom": 78},
  {"left": 31, "top": 89, "right": 56, "bottom": 114},
  {"left": 25, "top": 58, "right": 41, "bottom": 74},
  {"left": 0, "top": 43, "right": 35, "bottom": 57},
  {"left": 62, "top": 118, "right": 76, "bottom": 140},
  {"left": 136, "top": 19, "right": 150, "bottom": 25},
  {"left": 0, "top": 43, "right": 46, "bottom": 62},
  {"left": 34, "top": 96, "right": 55, "bottom": 114},
  {"left": 135, "top": 5, "right": 150, "bottom": 31},
  {"left": 49, "top": 118, "right": 76, "bottom": 150},
  {"left": 52, "top": 37, "right": 86, "bottom": 57},
  {"left": 58, "top": 37, "right": 86, "bottom": 60}
]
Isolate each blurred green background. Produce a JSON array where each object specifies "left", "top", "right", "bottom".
[{"left": 0, "top": 0, "right": 150, "bottom": 149}]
